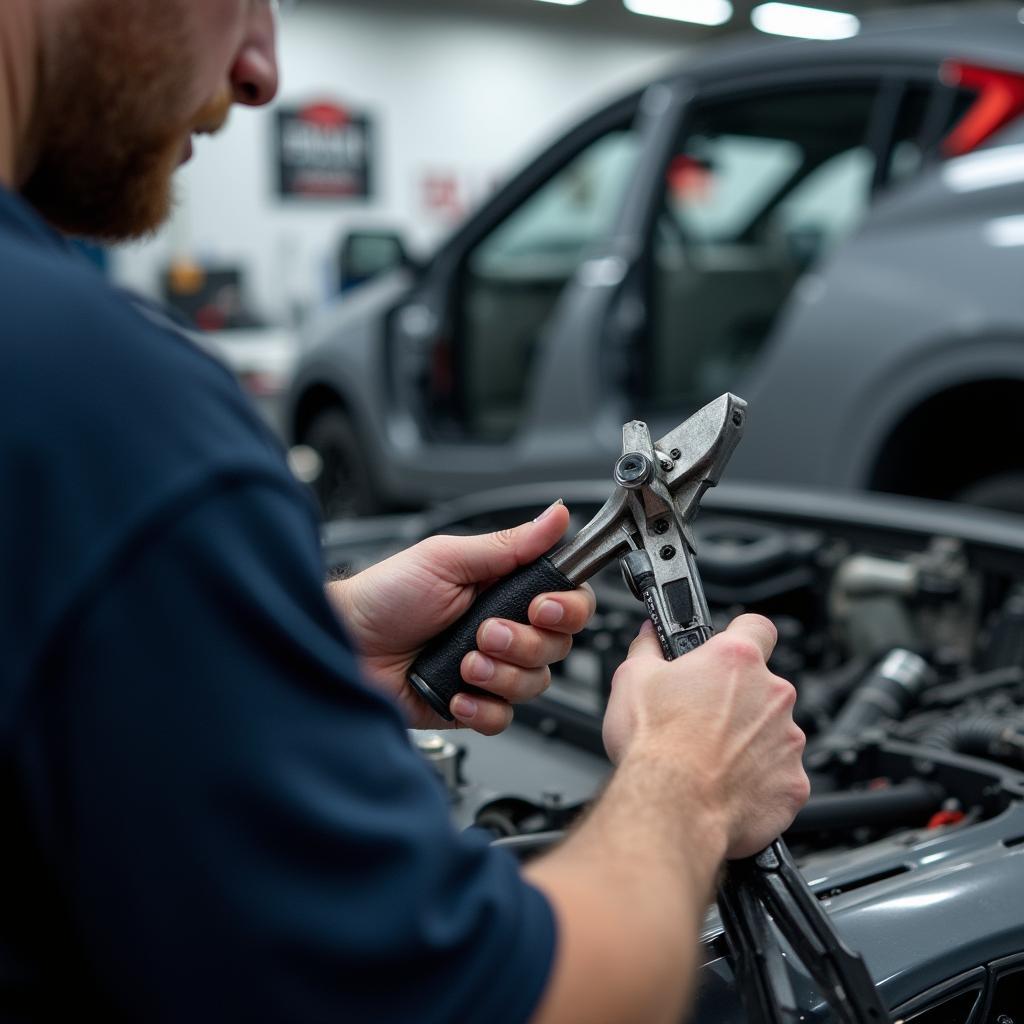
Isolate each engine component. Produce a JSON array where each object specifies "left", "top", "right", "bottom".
[
  {"left": 980, "top": 584, "right": 1024, "bottom": 673},
  {"left": 694, "top": 518, "right": 823, "bottom": 606},
  {"left": 813, "top": 649, "right": 934, "bottom": 760},
  {"left": 793, "top": 658, "right": 870, "bottom": 737},
  {"left": 829, "top": 538, "right": 977, "bottom": 662},
  {"left": 785, "top": 779, "right": 945, "bottom": 837},
  {"left": 411, "top": 732, "right": 465, "bottom": 799},
  {"left": 922, "top": 714, "right": 1024, "bottom": 766}
]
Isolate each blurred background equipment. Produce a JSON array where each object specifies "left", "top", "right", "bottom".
[
  {"left": 164, "top": 262, "right": 261, "bottom": 332},
  {"left": 338, "top": 229, "right": 413, "bottom": 293},
  {"left": 162, "top": 259, "right": 298, "bottom": 434}
]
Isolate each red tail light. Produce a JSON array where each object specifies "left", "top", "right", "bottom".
[{"left": 941, "top": 61, "right": 1024, "bottom": 157}]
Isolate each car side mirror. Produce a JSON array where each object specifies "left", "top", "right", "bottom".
[{"left": 339, "top": 230, "right": 414, "bottom": 293}]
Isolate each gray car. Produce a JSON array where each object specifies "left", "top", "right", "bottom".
[{"left": 287, "top": 4, "right": 1024, "bottom": 518}]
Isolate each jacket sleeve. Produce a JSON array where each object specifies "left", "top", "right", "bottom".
[{"left": 16, "top": 475, "right": 556, "bottom": 1024}]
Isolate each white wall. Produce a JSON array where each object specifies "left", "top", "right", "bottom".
[{"left": 112, "top": 2, "right": 688, "bottom": 326}]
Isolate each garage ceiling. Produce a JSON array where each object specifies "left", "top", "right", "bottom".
[{"left": 328, "top": 0, "right": 990, "bottom": 42}]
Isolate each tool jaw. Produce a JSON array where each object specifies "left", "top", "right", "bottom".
[{"left": 658, "top": 393, "right": 747, "bottom": 527}]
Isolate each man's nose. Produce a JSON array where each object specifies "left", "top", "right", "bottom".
[{"left": 231, "top": 5, "right": 279, "bottom": 107}]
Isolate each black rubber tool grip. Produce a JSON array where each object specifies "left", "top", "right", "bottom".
[{"left": 408, "top": 556, "right": 577, "bottom": 720}]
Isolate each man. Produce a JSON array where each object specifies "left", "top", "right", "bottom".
[{"left": 0, "top": 1, "right": 809, "bottom": 1021}]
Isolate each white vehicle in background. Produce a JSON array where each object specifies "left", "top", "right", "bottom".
[{"left": 199, "top": 327, "right": 299, "bottom": 437}]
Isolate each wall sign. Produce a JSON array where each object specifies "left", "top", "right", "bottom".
[{"left": 276, "top": 101, "right": 372, "bottom": 200}]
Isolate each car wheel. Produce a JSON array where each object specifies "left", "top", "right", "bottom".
[
  {"left": 304, "top": 409, "right": 378, "bottom": 520},
  {"left": 957, "top": 472, "right": 1024, "bottom": 515}
]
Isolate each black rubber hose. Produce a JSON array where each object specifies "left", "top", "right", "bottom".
[
  {"left": 921, "top": 714, "right": 1024, "bottom": 763},
  {"left": 785, "top": 779, "right": 946, "bottom": 837},
  {"left": 793, "top": 658, "right": 869, "bottom": 735},
  {"left": 921, "top": 666, "right": 1024, "bottom": 708},
  {"left": 826, "top": 648, "right": 933, "bottom": 742}
]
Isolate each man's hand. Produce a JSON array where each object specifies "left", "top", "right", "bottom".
[
  {"left": 326, "top": 501, "right": 596, "bottom": 734},
  {"left": 526, "top": 614, "right": 808, "bottom": 1024},
  {"left": 603, "top": 613, "right": 809, "bottom": 858}
]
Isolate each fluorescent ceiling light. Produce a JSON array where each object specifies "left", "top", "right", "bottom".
[
  {"left": 751, "top": 2, "right": 859, "bottom": 39},
  {"left": 535, "top": 0, "right": 587, "bottom": 5},
  {"left": 624, "top": 0, "right": 733, "bottom": 27}
]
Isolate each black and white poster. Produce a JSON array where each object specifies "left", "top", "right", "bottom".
[{"left": 276, "top": 101, "right": 372, "bottom": 200}]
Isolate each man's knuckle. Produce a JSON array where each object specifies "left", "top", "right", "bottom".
[
  {"left": 554, "top": 635, "right": 573, "bottom": 663},
  {"left": 523, "top": 630, "right": 546, "bottom": 665},
  {"left": 791, "top": 772, "right": 812, "bottom": 809},
  {"left": 524, "top": 665, "right": 545, "bottom": 699},
  {"left": 482, "top": 709, "right": 514, "bottom": 736},
  {"left": 538, "top": 666, "right": 552, "bottom": 695},
  {"left": 514, "top": 667, "right": 547, "bottom": 702},
  {"left": 771, "top": 677, "right": 798, "bottom": 708},
  {"left": 566, "top": 599, "right": 591, "bottom": 632},
  {"left": 720, "top": 636, "right": 761, "bottom": 666},
  {"left": 504, "top": 677, "right": 526, "bottom": 703},
  {"left": 494, "top": 664, "right": 522, "bottom": 702}
]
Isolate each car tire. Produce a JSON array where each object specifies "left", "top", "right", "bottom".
[
  {"left": 304, "top": 409, "right": 379, "bottom": 520},
  {"left": 957, "top": 472, "right": 1024, "bottom": 515}
]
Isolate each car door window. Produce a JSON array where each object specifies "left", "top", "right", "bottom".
[
  {"left": 457, "top": 127, "right": 640, "bottom": 440},
  {"left": 986, "top": 961, "right": 1024, "bottom": 1019},
  {"left": 645, "top": 85, "right": 879, "bottom": 410},
  {"left": 903, "top": 989, "right": 983, "bottom": 1024},
  {"left": 769, "top": 145, "right": 876, "bottom": 253}
]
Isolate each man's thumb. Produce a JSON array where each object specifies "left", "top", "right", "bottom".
[
  {"left": 625, "top": 619, "right": 665, "bottom": 660},
  {"left": 450, "top": 499, "right": 570, "bottom": 582}
]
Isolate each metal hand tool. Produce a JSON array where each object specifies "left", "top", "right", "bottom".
[{"left": 407, "top": 392, "right": 747, "bottom": 716}]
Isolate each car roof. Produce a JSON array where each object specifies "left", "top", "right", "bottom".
[{"left": 652, "top": 3, "right": 1024, "bottom": 88}]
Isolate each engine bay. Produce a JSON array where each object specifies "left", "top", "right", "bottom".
[
  {"left": 407, "top": 491, "right": 1024, "bottom": 864},
  {"left": 324, "top": 481, "right": 1024, "bottom": 1019}
]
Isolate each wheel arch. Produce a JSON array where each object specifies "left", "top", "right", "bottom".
[
  {"left": 866, "top": 375, "right": 1024, "bottom": 501},
  {"left": 291, "top": 380, "right": 351, "bottom": 446}
]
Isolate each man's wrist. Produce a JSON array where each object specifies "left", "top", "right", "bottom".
[
  {"left": 524, "top": 744, "right": 730, "bottom": 1024},
  {"left": 614, "top": 743, "right": 730, "bottom": 884}
]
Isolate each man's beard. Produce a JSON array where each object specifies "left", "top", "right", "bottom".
[{"left": 22, "top": 0, "right": 230, "bottom": 242}]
